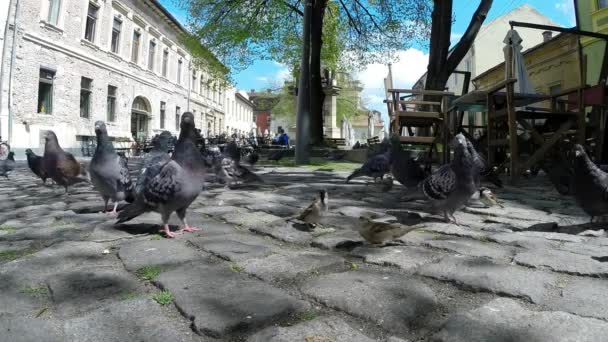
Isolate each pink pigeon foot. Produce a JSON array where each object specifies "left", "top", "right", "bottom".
[
  {"left": 162, "top": 224, "right": 178, "bottom": 238},
  {"left": 178, "top": 225, "right": 200, "bottom": 233}
]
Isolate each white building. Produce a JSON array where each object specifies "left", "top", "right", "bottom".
[
  {"left": 224, "top": 89, "right": 255, "bottom": 136},
  {"left": 0, "top": 0, "right": 230, "bottom": 158},
  {"left": 412, "top": 4, "right": 560, "bottom": 126}
]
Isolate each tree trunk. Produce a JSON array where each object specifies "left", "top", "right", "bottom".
[
  {"left": 309, "top": 0, "right": 326, "bottom": 146},
  {"left": 295, "top": 0, "right": 313, "bottom": 164},
  {"left": 425, "top": 0, "right": 493, "bottom": 92}
]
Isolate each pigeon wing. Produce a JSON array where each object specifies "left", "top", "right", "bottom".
[
  {"left": 117, "top": 154, "right": 133, "bottom": 193},
  {"left": 143, "top": 160, "right": 182, "bottom": 205},
  {"left": 422, "top": 164, "right": 456, "bottom": 200}
]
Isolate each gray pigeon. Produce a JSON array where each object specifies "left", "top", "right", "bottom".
[
  {"left": 346, "top": 150, "right": 391, "bottom": 183},
  {"left": 0, "top": 152, "right": 16, "bottom": 178},
  {"left": 420, "top": 133, "right": 479, "bottom": 224},
  {"left": 214, "top": 141, "right": 263, "bottom": 186},
  {"left": 571, "top": 144, "right": 608, "bottom": 222},
  {"left": 116, "top": 112, "right": 206, "bottom": 238},
  {"left": 89, "top": 121, "right": 134, "bottom": 214},
  {"left": 135, "top": 131, "right": 173, "bottom": 196},
  {"left": 42, "top": 131, "right": 88, "bottom": 193},
  {"left": 465, "top": 138, "right": 502, "bottom": 188}
]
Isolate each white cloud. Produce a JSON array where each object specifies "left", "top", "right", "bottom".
[
  {"left": 355, "top": 48, "right": 429, "bottom": 126},
  {"left": 255, "top": 76, "right": 269, "bottom": 82},
  {"left": 555, "top": 1, "right": 576, "bottom": 27}
]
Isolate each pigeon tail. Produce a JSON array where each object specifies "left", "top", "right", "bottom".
[{"left": 116, "top": 200, "right": 148, "bottom": 224}]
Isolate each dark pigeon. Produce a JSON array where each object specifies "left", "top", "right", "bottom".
[
  {"left": 135, "top": 131, "right": 172, "bottom": 197},
  {"left": 25, "top": 149, "right": 48, "bottom": 184},
  {"left": 89, "top": 121, "right": 134, "bottom": 214},
  {"left": 42, "top": 131, "right": 88, "bottom": 193},
  {"left": 214, "top": 141, "right": 263, "bottom": 186},
  {"left": 268, "top": 149, "right": 288, "bottom": 162},
  {"left": 346, "top": 150, "right": 391, "bottom": 183},
  {"left": 571, "top": 144, "right": 608, "bottom": 222},
  {"left": 116, "top": 112, "right": 206, "bottom": 238},
  {"left": 389, "top": 134, "right": 428, "bottom": 189},
  {"left": 420, "top": 133, "right": 479, "bottom": 224},
  {"left": 465, "top": 138, "right": 502, "bottom": 188},
  {"left": 0, "top": 152, "right": 16, "bottom": 178}
]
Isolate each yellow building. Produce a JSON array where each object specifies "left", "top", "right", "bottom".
[
  {"left": 576, "top": 0, "right": 608, "bottom": 86},
  {"left": 473, "top": 32, "right": 581, "bottom": 98}
]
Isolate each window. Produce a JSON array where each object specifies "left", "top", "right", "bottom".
[
  {"left": 47, "top": 0, "right": 61, "bottom": 25},
  {"left": 162, "top": 49, "right": 169, "bottom": 77},
  {"left": 601, "top": 0, "right": 608, "bottom": 9},
  {"left": 175, "top": 106, "right": 181, "bottom": 131},
  {"left": 200, "top": 78, "right": 205, "bottom": 95},
  {"left": 84, "top": 3, "right": 98, "bottom": 42},
  {"left": 160, "top": 101, "right": 166, "bottom": 129},
  {"left": 177, "top": 59, "right": 182, "bottom": 84},
  {"left": 148, "top": 41, "right": 156, "bottom": 71},
  {"left": 107, "top": 85, "right": 117, "bottom": 122},
  {"left": 131, "top": 31, "right": 141, "bottom": 63},
  {"left": 80, "top": 77, "right": 93, "bottom": 118},
  {"left": 192, "top": 72, "right": 197, "bottom": 93},
  {"left": 111, "top": 18, "right": 121, "bottom": 53},
  {"left": 38, "top": 69, "right": 55, "bottom": 114}
]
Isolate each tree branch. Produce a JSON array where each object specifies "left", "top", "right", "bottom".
[
  {"left": 446, "top": 0, "right": 493, "bottom": 74},
  {"left": 277, "top": 0, "right": 304, "bottom": 16},
  {"left": 352, "top": 0, "right": 383, "bottom": 33},
  {"left": 337, "top": 0, "right": 362, "bottom": 35}
]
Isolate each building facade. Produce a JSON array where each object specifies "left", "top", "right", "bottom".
[
  {"left": 576, "top": 0, "right": 608, "bottom": 86},
  {"left": 0, "top": 0, "right": 229, "bottom": 158},
  {"left": 224, "top": 89, "right": 255, "bottom": 136}
]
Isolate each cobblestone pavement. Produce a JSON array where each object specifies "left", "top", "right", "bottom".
[{"left": 1, "top": 159, "right": 608, "bottom": 342}]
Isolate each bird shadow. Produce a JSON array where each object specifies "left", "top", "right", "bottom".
[
  {"left": 524, "top": 221, "right": 607, "bottom": 236},
  {"left": 113, "top": 223, "right": 179, "bottom": 235}
]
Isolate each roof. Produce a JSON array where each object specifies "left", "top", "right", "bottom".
[
  {"left": 472, "top": 32, "right": 568, "bottom": 82},
  {"left": 235, "top": 92, "right": 255, "bottom": 107}
]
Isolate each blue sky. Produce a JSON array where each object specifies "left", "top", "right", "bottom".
[{"left": 159, "top": 0, "right": 576, "bottom": 115}]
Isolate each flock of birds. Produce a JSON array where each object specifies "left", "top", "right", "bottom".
[{"left": 0, "top": 113, "right": 606, "bottom": 243}]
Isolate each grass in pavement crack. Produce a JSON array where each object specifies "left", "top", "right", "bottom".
[
  {"left": 152, "top": 290, "right": 174, "bottom": 305},
  {"left": 136, "top": 265, "right": 163, "bottom": 280}
]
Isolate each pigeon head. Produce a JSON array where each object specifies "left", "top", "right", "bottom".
[
  {"left": 44, "top": 131, "right": 60, "bottom": 149},
  {"left": 6, "top": 151, "right": 15, "bottom": 160},
  {"left": 179, "top": 112, "right": 197, "bottom": 140},
  {"left": 94, "top": 121, "right": 107, "bottom": 135},
  {"left": 573, "top": 144, "right": 586, "bottom": 158},
  {"left": 25, "top": 148, "right": 33, "bottom": 155},
  {"left": 154, "top": 131, "right": 173, "bottom": 150}
]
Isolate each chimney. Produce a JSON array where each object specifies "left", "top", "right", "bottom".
[{"left": 542, "top": 31, "right": 552, "bottom": 42}]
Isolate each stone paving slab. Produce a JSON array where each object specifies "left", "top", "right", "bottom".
[
  {"left": 221, "top": 210, "right": 282, "bottom": 229},
  {"left": 433, "top": 298, "right": 608, "bottom": 342},
  {"left": 156, "top": 262, "right": 310, "bottom": 338},
  {"left": 311, "top": 229, "right": 365, "bottom": 250},
  {"left": 63, "top": 298, "right": 202, "bottom": 342},
  {"left": 188, "top": 233, "right": 275, "bottom": 262},
  {"left": 241, "top": 251, "right": 345, "bottom": 282},
  {"left": 248, "top": 315, "right": 377, "bottom": 342},
  {"left": 301, "top": 270, "right": 437, "bottom": 333},
  {"left": 424, "top": 237, "right": 519, "bottom": 261},
  {"left": 514, "top": 249, "right": 608, "bottom": 277},
  {"left": 0, "top": 313, "right": 66, "bottom": 342},
  {"left": 351, "top": 246, "right": 445, "bottom": 271},
  {"left": 416, "top": 255, "right": 557, "bottom": 304},
  {"left": 250, "top": 222, "right": 315, "bottom": 245},
  {"left": 546, "top": 277, "right": 608, "bottom": 320},
  {"left": 118, "top": 239, "right": 204, "bottom": 271}
]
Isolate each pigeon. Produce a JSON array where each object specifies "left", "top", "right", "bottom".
[
  {"left": 42, "top": 131, "right": 88, "bottom": 193},
  {"left": 25, "top": 149, "right": 48, "bottom": 184},
  {"left": 357, "top": 218, "right": 417, "bottom": 245},
  {"left": 465, "top": 138, "right": 502, "bottom": 188},
  {"left": 135, "top": 131, "right": 173, "bottom": 196},
  {"left": 389, "top": 134, "right": 428, "bottom": 189},
  {"left": 268, "top": 149, "right": 288, "bottom": 162},
  {"left": 420, "top": 133, "right": 479, "bottom": 224},
  {"left": 0, "top": 151, "right": 16, "bottom": 178},
  {"left": 243, "top": 147, "right": 259, "bottom": 166},
  {"left": 571, "top": 144, "right": 608, "bottom": 222},
  {"left": 116, "top": 112, "right": 206, "bottom": 238},
  {"left": 478, "top": 187, "right": 504, "bottom": 208},
  {"left": 214, "top": 141, "right": 263, "bottom": 186},
  {"left": 346, "top": 150, "right": 391, "bottom": 183},
  {"left": 89, "top": 121, "right": 135, "bottom": 215}
]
